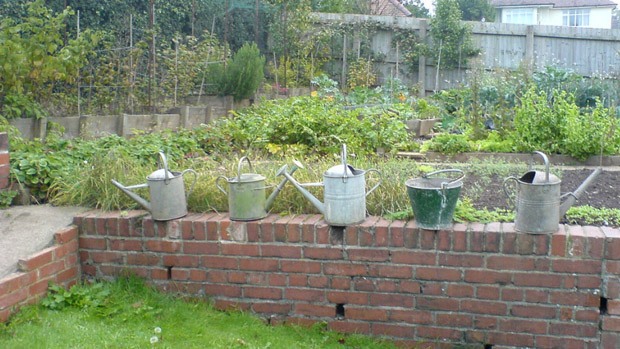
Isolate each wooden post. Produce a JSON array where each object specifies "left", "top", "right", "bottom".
[
  {"left": 525, "top": 25, "right": 535, "bottom": 75},
  {"left": 418, "top": 19, "right": 427, "bottom": 97},
  {"left": 342, "top": 34, "right": 347, "bottom": 88}
]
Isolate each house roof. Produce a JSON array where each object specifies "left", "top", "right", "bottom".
[
  {"left": 490, "top": 0, "right": 616, "bottom": 8},
  {"left": 370, "top": 0, "right": 412, "bottom": 16}
]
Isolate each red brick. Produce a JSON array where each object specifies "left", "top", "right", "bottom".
[
  {"left": 323, "top": 262, "right": 367, "bottom": 276},
  {"left": 303, "top": 246, "right": 343, "bottom": 260},
  {"left": 261, "top": 245, "right": 302, "bottom": 258},
  {"left": 0, "top": 288, "right": 28, "bottom": 309},
  {"left": 487, "top": 331, "right": 534, "bottom": 347},
  {"left": 552, "top": 259, "right": 601, "bottom": 274},
  {"left": 0, "top": 132, "right": 8, "bottom": 150},
  {"left": 0, "top": 152, "right": 8, "bottom": 165},
  {"left": 89, "top": 251, "right": 125, "bottom": 264},
  {"left": 513, "top": 273, "right": 563, "bottom": 288},
  {"left": 416, "top": 326, "right": 462, "bottom": 340},
  {"left": 460, "top": 300, "right": 508, "bottom": 316},
  {"left": 163, "top": 255, "right": 199, "bottom": 268},
  {"left": 549, "top": 290, "right": 599, "bottom": 307},
  {"left": 416, "top": 297, "right": 459, "bottom": 311},
  {"left": 498, "top": 318, "right": 548, "bottom": 334},
  {"left": 419, "top": 229, "right": 436, "bottom": 249},
  {"left": 370, "top": 293, "right": 413, "bottom": 307},
  {"left": 79, "top": 237, "right": 107, "bottom": 250},
  {"left": 280, "top": 260, "right": 321, "bottom": 274},
  {"left": 54, "top": 226, "right": 78, "bottom": 244},
  {"left": 464, "top": 270, "right": 511, "bottom": 284},
  {"left": 251, "top": 302, "right": 291, "bottom": 314},
  {"left": 327, "top": 291, "right": 368, "bottom": 305},
  {"left": 391, "top": 250, "right": 436, "bottom": 265},
  {"left": 347, "top": 248, "right": 389, "bottom": 262},
  {"left": 601, "top": 332, "right": 620, "bottom": 348},
  {"left": 329, "top": 320, "right": 370, "bottom": 335},
  {"left": 330, "top": 277, "right": 351, "bottom": 290},
  {"left": 372, "top": 323, "right": 415, "bottom": 338},
  {"left": 54, "top": 240, "right": 78, "bottom": 259},
  {"left": 486, "top": 255, "right": 548, "bottom": 271},
  {"left": 127, "top": 253, "right": 160, "bottom": 265},
  {"left": 374, "top": 218, "right": 390, "bottom": 247},
  {"left": 213, "top": 299, "right": 250, "bottom": 311},
  {"left": 510, "top": 304, "right": 556, "bottom": 319},
  {"left": 551, "top": 230, "right": 568, "bottom": 256},
  {"left": 239, "top": 258, "right": 278, "bottom": 271},
  {"left": 477, "top": 285, "right": 500, "bottom": 300},
  {"left": 436, "top": 313, "right": 472, "bottom": 327},
  {"left": 389, "top": 309, "right": 433, "bottom": 324},
  {"left": 368, "top": 264, "right": 412, "bottom": 279},
  {"left": 204, "top": 284, "right": 242, "bottom": 298},
  {"left": 550, "top": 322, "right": 598, "bottom": 337},
  {"left": 144, "top": 240, "right": 181, "bottom": 253},
  {"left": 201, "top": 256, "right": 238, "bottom": 269},
  {"left": 345, "top": 306, "right": 388, "bottom": 322},
  {"left": 183, "top": 241, "right": 219, "bottom": 255},
  {"left": 109, "top": 238, "right": 142, "bottom": 251},
  {"left": 603, "top": 226, "right": 620, "bottom": 260},
  {"left": 17, "top": 248, "right": 54, "bottom": 271},
  {"left": 438, "top": 253, "right": 483, "bottom": 268},
  {"left": 243, "top": 286, "right": 282, "bottom": 300},
  {"left": 285, "top": 288, "right": 325, "bottom": 302},
  {"left": 307, "top": 276, "right": 328, "bottom": 288},
  {"left": 294, "top": 303, "right": 334, "bottom": 317},
  {"left": 171, "top": 268, "right": 189, "bottom": 280},
  {"left": 389, "top": 220, "right": 406, "bottom": 247},
  {"left": 452, "top": 225, "right": 468, "bottom": 251},
  {"left": 446, "top": 284, "right": 474, "bottom": 298},
  {"left": 39, "top": 260, "right": 66, "bottom": 277},
  {"left": 536, "top": 336, "right": 597, "bottom": 349},
  {"left": 221, "top": 243, "right": 259, "bottom": 256},
  {"left": 56, "top": 267, "right": 79, "bottom": 284},
  {"left": 416, "top": 267, "right": 461, "bottom": 281}
]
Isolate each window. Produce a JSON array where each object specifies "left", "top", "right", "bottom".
[
  {"left": 563, "top": 9, "right": 590, "bottom": 27},
  {"left": 503, "top": 8, "right": 535, "bottom": 25}
]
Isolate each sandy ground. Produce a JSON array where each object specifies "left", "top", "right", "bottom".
[{"left": 0, "top": 204, "right": 88, "bottom": 278}]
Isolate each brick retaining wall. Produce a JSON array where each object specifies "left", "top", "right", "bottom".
[
  {"left": 75, "top": 211, "right": 620, "bottom": 348},
  {"left": 0, "top": 226, "right": 80, "bottom": 322}
]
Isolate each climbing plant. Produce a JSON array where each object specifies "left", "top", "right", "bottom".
[{"left": 429, "top": 0, "right": 479, "bottom": 69}]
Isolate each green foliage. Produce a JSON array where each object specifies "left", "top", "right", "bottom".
[
  {"left": 219, "top": 42, "right": 265, "bottom": 101},
  {"left": 0, "top": 189, "right": 17, "bottom": 208},
  {"left": 0, "top": 0, "right": 99, "bottom": 118},
  {"left": 41, "top": 282, "right": 111, "bottom": 311},
  {"left": 562, "top": 102, "right": 620, "bottom": 160},
  {"left": 566, "top": 205, "right": 620, "bottom": 226},
  {"left": 456, "top": 0, "right": 496, "bottom": 21},
  {"left": 454, "top": 198, "right": 514, "bottom": 223},
  {"left": 422, "top": 133, "right": 472, "bottom": 155},
  {"left": 347, "top": 58, "right": 377, "bottom": 89},
  {"left": 430, "top": 0, "right": 479, "bottom": 69}
]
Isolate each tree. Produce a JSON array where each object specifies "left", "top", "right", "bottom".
[
  {"left": 402, "top": 0, "right": 431, "bottom": 18},
  {"left": 456, "top": 0, "right": 496, "bottom": 22},
  {"left": 219, "top": 42, "right": 265, "bottom": 101},
  {"left": 430, "top": 0, "right": 479, "bottom": 69},
  {"left": 0, "top": 0, "right": 98, "bottom": 118}
]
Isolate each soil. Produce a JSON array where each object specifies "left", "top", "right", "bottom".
[{"left": 462, "top": 168, "right": 620, "bottom": 225}]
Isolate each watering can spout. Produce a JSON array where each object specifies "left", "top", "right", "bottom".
[
  {"left": 559, "top": 167, "right": 602, "bottom": 217},
  {"left": 111, "top": 179, "right": 151, "bottom": 211},
  {"left": 279, "top": 167, "right": 325, "bottom": 215}
]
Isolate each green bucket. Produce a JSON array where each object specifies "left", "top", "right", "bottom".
[{"left": 405, "top": 169, "right": 464, "bottom": 230}]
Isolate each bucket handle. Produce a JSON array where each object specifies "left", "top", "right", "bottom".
[
  {"left": 423, "top": 169, "right": 465, "bottom": 189},
  {"left": 502, "top": 176, "right": 518, "bottom": 209},
  {"left": 530, "top": 151, "right": 550, "bottom": 182},
  {"left": 181, "top": 169, "right": 198, "bottom": 198},
  {"left": 215, "top": 175, "right": 228, "bottom": 195},
  {"left": 365, "top": 168, "right": 383, "bottom": 196},
  {"left": 236, "top": 156, "right": 254, "bottom": 182}
]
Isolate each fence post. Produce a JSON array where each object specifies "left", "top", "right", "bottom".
[
  {"left": 34, "top": 117, "right": 47, "bottom": 141},
  {"left": 418, "top": 19, "right": 427, "bottom": 97},
  {"left": 525, "top": 25, "right": 535, "bottom": 75},
  {"left": 180, "top": 106, "right": 190, "bottom": 129}
]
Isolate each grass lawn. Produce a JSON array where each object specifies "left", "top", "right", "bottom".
[{"left": 0, "top": 276, "right": 401, "bottom": 349}]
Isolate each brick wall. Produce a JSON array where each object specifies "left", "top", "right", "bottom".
[
  {"left": 0, "top": 132, "right": 9, "bottom": 189},
  {"left": 0, "top": 226, "right": 80, "bottom": 322},
  {"left": 74, "top": 211, "right": 620, "bottom": 348}
]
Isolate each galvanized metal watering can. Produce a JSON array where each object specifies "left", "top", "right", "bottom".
[
  {"left": 503, "top": 151, "right": 601, "bottom": 234},
  {"left": 216, "top": 157, "right": 299, "bottom": 221},
  {"left": 279, "top": 144, "right": 382, "bottom": 226},
  {"left": 111, "top": 152, "right": 197, "bottom": 221}
]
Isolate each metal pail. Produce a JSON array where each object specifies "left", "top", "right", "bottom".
[
  {"left": 405, "top": 169, "right": 464, "bottom": 230},
  {"left": 503, "top": 151, "right": 561, "bottom": 234}
]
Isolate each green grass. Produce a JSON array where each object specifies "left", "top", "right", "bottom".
[{"left": 0, "top": 277, "right": 401, "bottom": 349}]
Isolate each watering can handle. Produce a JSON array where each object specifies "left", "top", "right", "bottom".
[
  {"left": 531, "top": 151, "right": 550, "bottom": 182},
  {"left": 157, "top": 152, "right": 171, "bottom": 183},
  {"left": 423, "top": 169, "right": 465, "bottom": 187},
  {"left": 237, "top": 156, "right": 254, "bottom": 182},
  {"left": 502, "top": 176, "right": 519, "bottom": 208},
  {"left": 365, "top": 168, "right": 382, "bottom": 196},
  {"left": 215, "top": 175, "right": 228, "bottom": 195},
  {"left": 181, "top": 169, "right": 198, "bottom": 198},
  {"left": 341, "top": 144, "right": 348, "bottom": 181}
]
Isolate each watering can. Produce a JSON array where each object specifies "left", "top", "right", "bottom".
[
  {"left": 503, "top": 151, "right": 601, "bottom": 234},
  {"left": 111, "top": 152, "right": 197, "bottom": 221},
  {"left": 279, "top": 144, "right": 382, "bottom": 226},
  {"left": 216, "top": 157, "right": 300, "bottom": 221}
]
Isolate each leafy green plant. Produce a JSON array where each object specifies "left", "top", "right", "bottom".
[
  {"left": 347, "top": 58, "right": 377, "bottom": 89},
  {"left": 219, "top": 42, "right": 265, "bottom": 101},
  {"left": 41, "top": 282, "right": 111, "bottom": 311},
  {"left": 565, "top": 205, "right": 620, "bottom": 226},
  {"left": 0, "top": 189, "right": 17, "bottom": 208},
  {"left": 422, "top": 133, "right": 472, "bottom": 155},
  {"left": 562, "top": 101, "right": 620, "bottom": 160},
  {"left": 454, "top": 198, "right": 514, "bottom": 223}
]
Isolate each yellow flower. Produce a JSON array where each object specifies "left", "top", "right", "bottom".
[
  {"left": 326, "top": 95, "right": 334, "bottom": 102},
  {"left": 397, "top": 93, "right": 407, "bottom": 102},
  {"left": 311, "top": 91, "right": 318, "bottom": 97}
]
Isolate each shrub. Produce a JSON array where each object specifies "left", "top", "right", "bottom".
[{"left": 219, "top": 42, "right": 265, "bottom": 101}]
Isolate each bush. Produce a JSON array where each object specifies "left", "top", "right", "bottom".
[{"left": 219, "top": 42, "right": 265, "bottom": 101}]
